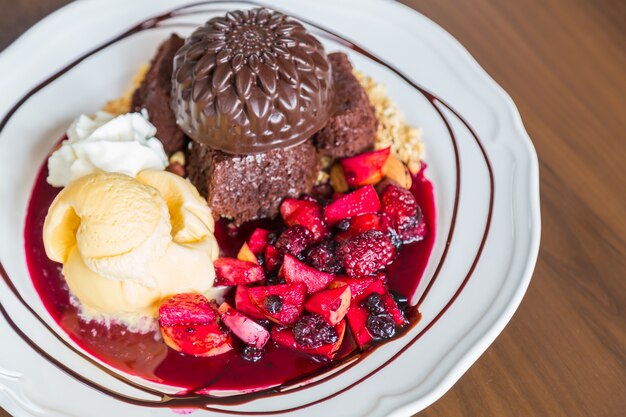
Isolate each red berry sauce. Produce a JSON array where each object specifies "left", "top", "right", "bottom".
[{"left": 24, "top": 160, "right": 435, "bottom": 393}]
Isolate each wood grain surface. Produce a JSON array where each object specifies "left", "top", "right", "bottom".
[{"left": 1, "top": 0, "right": 625, "bottom": 416}]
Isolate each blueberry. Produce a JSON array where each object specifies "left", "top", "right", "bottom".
[
  {"left": 361, "top": 292, "right": 386, "bottom": 314},
  {"left": 293, "top": 314, "right": 338, "bottom": 348},
  {"left": 264, "top": 295, "right": 283, "bottom": 314},
  {"left": 366, "top": 314, "right": 396, "bottom": 339},
  {"left": 242, "top": 346, "right": 265, "bottom": 362}
]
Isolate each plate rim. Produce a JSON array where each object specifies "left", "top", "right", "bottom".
[{"left": 0, "top": 0, "right": 541, "bottom": 416}]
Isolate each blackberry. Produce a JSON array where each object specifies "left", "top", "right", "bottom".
[
  {"left": 242, "top": 346, "right": 265, "bottom": 362},
  {"left": 306, "top": 240, "right": 342, "bottom": 274},
  {"left": 276, "top": 225, "right": 315, "bottom": 257},
  {"left": 366, "top": 313, "right": 396, "bottom": 339},
  {"left": 263, "top": 295, "right": 283, "bottom": 314},
  {"left": 293, "top": 314, "right": 338, "bottom": 348}
]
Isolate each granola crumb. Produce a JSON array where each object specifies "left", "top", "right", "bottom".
[
  {"left": 102, "top": 64, "right": 150, "bottom": 116},
  {"left": 354, "top": 70, "right": 424, "bottom": 173}
]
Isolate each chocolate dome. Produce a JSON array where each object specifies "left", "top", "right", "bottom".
[{"left": 171, "top": 8, "right": 334, "bottom": 154}]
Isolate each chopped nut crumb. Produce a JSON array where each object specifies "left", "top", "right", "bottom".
[
  {"left": 102, "top": 64, "right": 150, "bottom": 116},
  {"left": 354, "top": 70, "right": 424, "bottom": 174},
  {"left": 169, "top": 151, "right": 186, "bottom": 166}
]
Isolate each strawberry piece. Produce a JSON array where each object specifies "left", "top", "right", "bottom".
[
  {"left": 214, "top": 258, "right": 265, "bottom": 286},
  {"left": 324, "top": 185, "right": 381, "bottom": 225},
  {"left": 158, "top": 294, "right": 232, "bottom": 357},
  {"left": 335, "top": 213, "right": 386, "bottom": 243},
  {"left": 235, "top": 285, "right": 265, "bottom": 319},
  {"left": 329, "top": 276, "right": 379, "bottom": 300},
  {"left": 359, "top": 280, "right": 406, "bottom": 326},
  {"left": 237, "top": 242, "right": 259, "bottom": 264},
  {"left": 340, "top": 147, "right": 391, "bottom": 187},
  {"left": 280, "top": 198, "right": 328, "bottom": 241},
  {"left": 264, "top": 244, "right": 282, "bottom": 273},
  {"left": 338, "top": 230, "right": 395, "bottom": 277},
  {"left": 218, "top": 302, "right": 270, "bottom": 349},
  {"left": 158, "top": 293, "right": 217, "bottom": 327},
  {"left": 161, "top": 323, "right": 233, "bottom": 357},
  {"left": 248, "top": 228, "right": 270, "bottom": 255},
  {"left": 271, "top": 320, "right": 346, "bottom": 359},
  {"left": 304, "top": 285, "right": 351, "bottom": 325},
  {"left": 346, "top": 304, "right": 374, "bottom": 349},
  {"left": 281, "top": 254, "right": 335, "bottom": 294},
  {"left": 248, "top": 283, "right": 306, "bottom": 325}
]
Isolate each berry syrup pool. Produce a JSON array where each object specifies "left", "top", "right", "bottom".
[{"left": 24, "top": 162, "right": 435, "bottom": 394}]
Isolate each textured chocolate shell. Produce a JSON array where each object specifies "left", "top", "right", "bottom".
[{"left": 171, "top": 8, "right": 334, "bottom": 154}]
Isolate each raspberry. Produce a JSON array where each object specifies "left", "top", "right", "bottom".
[
  {"left": 338, "top": 230, "right": 395, "bottom": 277},
  {"left": 293, "top": 314, "right": 338, "bottom": 348},
  {"left": 276, "top": 225, "right": 315, "bottom": 257},
  {"left": 306, "top": 240, "right": 342, "bottom": 274},
  {"left": 381, "top": 184, "right": 427, "bottom": 244}
]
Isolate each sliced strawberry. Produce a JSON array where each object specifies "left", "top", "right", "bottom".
[
  {"left": 359, "top": 280, "right": 406, "bottom": 326},
  {"left": 218, "top": 302, "right": 270, "bottom": 349},
  {"left": 304, "top": 285, "right": 351, "bottom": 325},
  {"left": 248, "top": 228, "right": 270, "bottom": 255},
  {"left": 271, "top": 320, "right": 346, "bottom": 359},
  {"left": 263, "top": 244, "right": 282, "bottom": 273},
  {"left": 340, "top": 147, "right": 390, "bottom": 187},
  {"left": 248, "top": 283, "right": 306, "bottom": 325},
  {"left": 345, "top": 304, "right": 374, "bottom": 349},
  {"left": 158, "top": 294, "right": 232, "bottom": 357},
  {"left": 281, "top": 254, "right": 335, "bottom": 294},
  {"left": 324, "top": 185, "right": 381, "bottom": 225},
  {"left": 214, "top": 258, "right": 265, "bottom": 286},
  {"left": 235, "top": 285, "right": 265, "bottom": 319},
  {"left": 158, "top": 293, "right": 217, "bottom": 327},
  {"left": 161, "top": 323, "right": 233, "bottom": 357},
  {"left": 280, "top": 198, "right": 328, "bottom": 241},
  {"left": 336, "top": 213, "right": 386, "bottom": 243},
  {"left": 329, "top": 276, "right": 378, "bottom": 301}
]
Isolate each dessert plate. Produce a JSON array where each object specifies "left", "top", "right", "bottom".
[{"left": 0, "top": 0, "right": 540, "bottom": 416}]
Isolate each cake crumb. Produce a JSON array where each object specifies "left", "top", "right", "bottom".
[
  {"left": 354, "top": 70, "right": 424, "bottom": 174},
  {"left": 102, "top": 64, "right": 150, "bottom": 116}
]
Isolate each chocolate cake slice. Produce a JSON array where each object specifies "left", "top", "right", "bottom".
[
  {"left": 187, "top": 140, "right": 321, "bottom": 224},
  {"left": 314, "top": 53, "right": 378, "bottom": 158},
  {"left": 132, "top": 34, "right": 186, "bottom": 154}
]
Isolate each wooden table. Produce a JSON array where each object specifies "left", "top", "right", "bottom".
[{"left": 1, "top": 0, "right": 624, "bottom": 416}]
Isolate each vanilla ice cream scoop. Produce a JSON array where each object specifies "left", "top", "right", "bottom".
[{"left": 43, "top": 170, "right": 219, "bottom": 326}]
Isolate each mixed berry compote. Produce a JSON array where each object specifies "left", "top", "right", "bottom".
[{"left": 24, "top": 158, "right": 435, "bottom": 394}]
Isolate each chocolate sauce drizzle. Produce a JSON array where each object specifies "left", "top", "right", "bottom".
[{"left": 0, "top": 0, "right": 494, "bottom": 413}]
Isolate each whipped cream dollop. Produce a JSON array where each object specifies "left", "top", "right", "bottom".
[{"left": 47, "top": 111, "right": 168, "bottom": 187}]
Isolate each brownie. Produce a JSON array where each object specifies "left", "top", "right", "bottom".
[
  {"left": 314, "top": 52, "right": 378, "bottom": 158},
  {"left": 132, "top": 34, "right": 186, "bottom": 154},
  {"left": 187, "top": 140, "right": 321, "bottom": 224}
]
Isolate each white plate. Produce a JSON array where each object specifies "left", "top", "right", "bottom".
[{"left": 0, "top": 0, "right": 540, "bottom": 416}]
